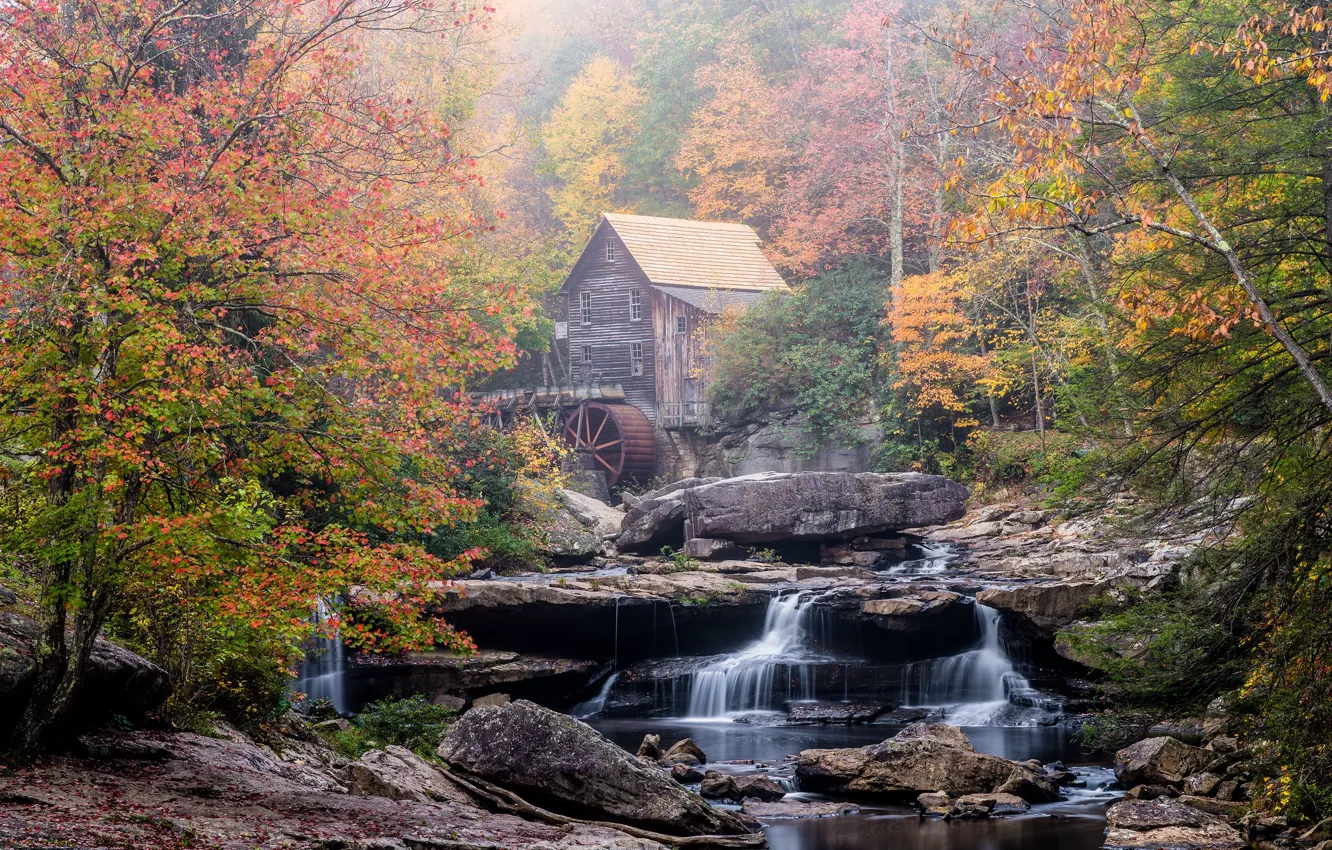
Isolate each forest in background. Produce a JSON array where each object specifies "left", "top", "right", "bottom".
[{"left": 3, "top": 0, "right": 1332, "bottom": 825}]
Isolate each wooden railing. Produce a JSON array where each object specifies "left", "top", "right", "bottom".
[{"left": 659, "top": 402, "right": 710, "bottom": 429}]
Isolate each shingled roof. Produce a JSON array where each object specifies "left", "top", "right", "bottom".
[{"left": 602, "top": 213, "right": 788, "bottom": 293}]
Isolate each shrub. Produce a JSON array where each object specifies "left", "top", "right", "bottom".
[{"left": 321, "top": 695, "right": 457, "bottom": 760}]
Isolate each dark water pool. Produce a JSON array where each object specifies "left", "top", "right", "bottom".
[{"left": 587, "top": 718, "right": 1118, "bottom": 850}]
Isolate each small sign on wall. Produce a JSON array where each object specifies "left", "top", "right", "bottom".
[{"left": 554, "top": 321, "right": 568, "bottom": 340}]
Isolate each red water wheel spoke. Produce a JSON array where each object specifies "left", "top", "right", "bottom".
[{"left": 559, "top": 402, "right": 653, "bottom": 487}]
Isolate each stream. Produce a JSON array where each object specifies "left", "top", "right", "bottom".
[{"left": 567, "top": 551, "right": 1123, "bottom": 850}]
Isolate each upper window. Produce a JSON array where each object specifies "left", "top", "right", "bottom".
[
  {"left": 605, "top": 239, "right": 617, "bottom": 263},
  {"left": 676, "top": 315, "right": 687, "bottom": 335},
  {"left": 630, "top": 341, "right": 644, "bottom": 376},
  {"left": 580, "top": 291, "right": 592, "bottom": 325},
  {"left": 582, "top": 344, "right": 593, "bottom": 364},
  {"left": 630, "top": 289, "right": 642, "bottom": 322}
]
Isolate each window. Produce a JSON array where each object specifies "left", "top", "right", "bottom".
[
  {"left": 676, "top": 315, "right": 687, "bottom": 335},
  {"left": 630, "top": 341, "right": 644, "bottom": 376},
  {"left": 605, "top": 239, "right": 617, "bottom": 263},
  {"left": 581, "top": 345, "right": 593, "bottom": 364},
  {"left": 629, "top": 289, "right": 642, "bottom": 321},
  {"left": 580, "top": 291, "right": 592, "bottom": 325}
]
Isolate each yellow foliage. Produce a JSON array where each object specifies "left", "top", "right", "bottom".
[{"left": 542, "top": 56, "right": 644, "bottom": 237}]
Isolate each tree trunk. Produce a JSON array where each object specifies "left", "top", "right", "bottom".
[
  {"left": 1125, "top": 101, "right": 1332, "bottom": 416},
  {"left": 885, "top": 18, "right": 904, "bottom": 291}
]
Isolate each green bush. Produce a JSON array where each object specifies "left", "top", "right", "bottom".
[
  {"left": 321, "top": 695, "right": 457, "bottom": 760},
  {"left": 709, "top": 259, "right": 889, "bottom": 446}
]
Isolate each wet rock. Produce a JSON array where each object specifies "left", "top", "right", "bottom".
[
  {"left": 917, "top": 791, "right": 953, "bottom": 817},
  {"left": 1183, "top": 773, "right": 1222, "bottom": 797},
  {"left": 1126, "top": 785, "right": 1179, "bottom": 800},
  {"left": 430, "top": 693, "right": 466, "bottom": 711},
  {"left": 560, "top": 489, "right": 624, "bottom": 539},
  {"left": 0, "top": 610, "right": 171, "bottom": 736},
  {"left": 670, "top": 763, "right": 705, "bottom": 784},
  {"left": 975, "top": 580, "right": 1120, "bottom": 637},
  {"left": 1178, "top": 795, "right": 1248, "bottom": 818},
  {"left": 369, "top": 649, "right": 602, "bottom": 699},
  {"left": 1206, "top": 736, "right": 1239, "bottom": 755},
  {"left": 733, "top": 775, "right": 786, "bottom": 802},
  {"left": 1214, "top": 779, "right": 1242, "bottom": 802},
  {"left": 438, "top": 700, "right": 749, "bottom": 837},
  {"left": 1147, "top": 721, "right": 1205, "bottom": 746},
  {"left": 685, "top": 537, "right": 745, "bottom": 560},
  {"left": 996, "top": 765, "right": 1061, "bottom": 803},
  {"left": 795, "top": 723, "right": 1015, "bottom": 798},
  {"left": 636, "top": 734, "right": 662, "bottom": 760},
  {"left": 861, "top": 592, "right": 970, "bottom": 633},
  {"left": 1104, "top": 798, "right": 1244, "bottom": 849},
  {"left": 785, "top": 701, "right": 891, "bottom": 725},
  {"left": 742, "top": 799, "right": 858, "bottom": 819},
  {"left": 700, "top": 772, "right": 785, "bottom": 802},
  {"left": 953, "top": 792, "right": 1030, "bottom": 817},
  {"left": 1115, "top": 737, "right": 1214, "bottom": 786},
  {"left": 347, "top": 746, "right": 468, "bottom": 804},
  {"left": 618, "top": 493, "right": 691, "bottom": 552},
  {"left": 661, "top": 738, "right": 707, "bottom": 766},
  {"left": 699, "top": 771, "right": 736, "bottom": 799}
]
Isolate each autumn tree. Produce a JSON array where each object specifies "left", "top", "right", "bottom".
[
  {"left": 676, "top": 39, "right": 793, "bottom": 226},
  {"left": 0, "top": 0, "right": 523, "bottom": 751},
  {"left": 541, "top": 55, "right": 644, "bottom": 239}
]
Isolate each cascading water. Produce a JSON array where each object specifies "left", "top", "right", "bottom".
[
  {"left": 572, "top": 671, "right": 621, "bottom": 718},
  {"left": 292, "top": 598, "right": 348, "bottom": 714},
  {"left": 685, "top": 592, "right": 827, "bottom": 718},
  {"left": 896, "top": 602, "right": 1030, "bottom": 724}
]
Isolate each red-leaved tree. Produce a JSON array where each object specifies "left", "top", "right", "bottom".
[{"left": 0, "top": 0, "right": 518, "bottom": 751}]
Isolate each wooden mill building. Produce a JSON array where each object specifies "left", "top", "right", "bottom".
[{"left": 555, "top": 213, "right": 789, "bottom": 483}]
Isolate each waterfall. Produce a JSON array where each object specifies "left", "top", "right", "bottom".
[
  {"left": 896, "top": 602, "right": 1029, "bottom": 724},
  {"left": 292, "top": 598, "right": 348, "bottom": 714},
  {"left": 685, "top": 592, "right": 826, "bottom": 718},
  {"left": 572, "top": 671, "right": 621, "bottom": 718}
]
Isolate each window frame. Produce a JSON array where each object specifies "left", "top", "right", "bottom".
[
  {"left": 581, "top": 344, "right": 593, "bottom": 364},
  {"left": 579, "top": 291, "right": 593, "bottom": 325},
  {"left": 630, "top": 341, "right": 644, "bottom": 376},
  {"left": 605, "top": 239, "right": 617, "bottom": 263},
  {"left": 675, "top": 315, "right": 687, "bottom": 335},
  {"left": 629, "top": 288, "right": 642, "bottom": 322}
]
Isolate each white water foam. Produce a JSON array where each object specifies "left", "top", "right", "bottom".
[
  {"left": 896, "top": 602, "right": 1031, "bottom": 725},
  {"left": 684, "top": 591, "right": 828, "bottom": 719}
]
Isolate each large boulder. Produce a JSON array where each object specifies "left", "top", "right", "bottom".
[
  {"left": 437, "top": 699, "right": 750, "bottom": 837},
  {"left": 795, "top": 723, "right": 1015, "bottom": 798},
  {"left": 560, "top": 490, "right": 624, "bottom": 539},
  {"left": 619, "top": 472, "right": 968, "bottom": 553},
  {"left": 1104, "top": 798, "right": 1245, "bottom": 849},
  {"left": 1115, "top": 737, "right": 1214, "bottom": 786},
  {"left": 860, "top": 592, "right": 971, "bottom": 634},
  {"left": 0, "top": 611, "right": 171, "bottom": 736}
]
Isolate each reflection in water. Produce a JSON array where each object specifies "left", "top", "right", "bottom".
[
  {"left": 763, "top": 804, "right": 1109, "bottom": 850},
  {"left": 588, "top": 718, "right": 1097, "bottom": 767}
]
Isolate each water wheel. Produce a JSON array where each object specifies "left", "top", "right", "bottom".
[{"left": 562, "top": 402, "right": 656, "bottom": 487}]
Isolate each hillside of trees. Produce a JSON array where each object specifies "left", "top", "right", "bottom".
[{"left": 3, "top": 0, "right": 1332, "bottom": 826}]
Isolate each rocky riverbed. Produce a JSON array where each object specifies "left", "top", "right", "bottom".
[{"left": 0, "top": 473, "right": 1287, "bottom": 850}]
